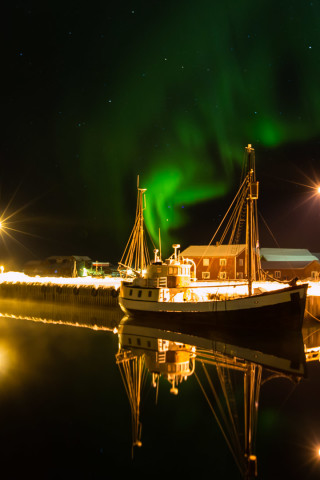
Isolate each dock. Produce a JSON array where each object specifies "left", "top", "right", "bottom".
[{"left": 0, "top": 272, "right": 122, "bottom": 308}]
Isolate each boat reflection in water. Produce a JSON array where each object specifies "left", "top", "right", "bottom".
[
  {"left": 0, "top": 299, "right": 318, "bottom": 478},
  {"left": 116, "top": 314, "right": 307, "bottom": 479}
]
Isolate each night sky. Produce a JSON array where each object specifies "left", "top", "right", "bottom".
[{"left": 3, "top": 0, "right": 320, "bottom": 270}]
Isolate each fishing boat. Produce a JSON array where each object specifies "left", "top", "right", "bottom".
[{"left": 118, "top": 145, "right": 308, "bottom": 331}]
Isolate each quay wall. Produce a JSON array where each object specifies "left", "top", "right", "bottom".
[
  {"left": 0, "top": 281, "right": 121, "bottom": 308},
  {"left": 306, "top": 295, "right": 320, "bottom": 320}
]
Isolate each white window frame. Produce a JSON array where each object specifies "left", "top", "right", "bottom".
[
  {"left": 203, "top": 258, "right": 209, "bottom": 266},
  {"left": 220, "top": 258, "right": 227, "bottom": 266},
  {"left": 220, "top": 272, "right": 227, "bottom": 279}
]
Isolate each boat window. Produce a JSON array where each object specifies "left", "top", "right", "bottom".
[
  {"left": 128, "top": 338, "right": 132, "bottom": 344},
  {"left": 220, "top": 272, "right": 227, "bottom": 279},
  {"left": 137, "top": 338, "right": 141, "bottom": 346},
  {"left": 148, "top": 290, "right": 152, "bottom": 297},
  {"left": 138, "top": 290, "right": 142, "bottom": 297},
  {"left": 275, "top": 271, "right": 281, "bottom": 278},
  {"left": 203, "top": 258, "right": 209, "bottom": 266},
  {"left": 202, "top": 272, "right": 210, "bottom": 279},
  {"left": 220, "top": 258, "right": 227, "bottom": 266},
  {"left": 173, "top": 267, "right": 177, "bottom": 275},
  {"left": 169, "top": 267, "right": 173, "bottom": 274},
  {"left": 238, "top": 258, "right": 243, "bottom": 266},
  {"left": 237, "top": 272, "right": 243, "bottom": 279},
  {"left": 129, "top": 289, "right": 133, "bottom": 296},
  {"left": 147, "top": 341, "right": 151, "bottom": 348}
]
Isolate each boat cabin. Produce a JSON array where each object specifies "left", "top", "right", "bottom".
[{"left": 134, "top": 244, "right": 195, "bottom": 288}]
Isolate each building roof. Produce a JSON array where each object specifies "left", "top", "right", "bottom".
[
  {"left": 260, "top": 248, "right": 318, "bottom": 262},
  {"left": 46, "top": 255, "right": 91, "bottom": 261},
  {"left": 181, "top": 244, "right": 246, "bottom": 258}
]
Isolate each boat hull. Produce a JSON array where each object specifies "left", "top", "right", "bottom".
[{"left": 119, "top": 284, "right": 308, "bottom": 331}]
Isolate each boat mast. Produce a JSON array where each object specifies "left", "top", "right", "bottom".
[
  {"left": 245, "top": 144, "right": 258, "bottom": 296},
  {"left": 118, "top": 178, "right": 150, "bottom": 277},
  {"left": 138, "top": 186, "right": 147, "bottom": 272}
]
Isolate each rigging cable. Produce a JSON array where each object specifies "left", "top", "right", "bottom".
[{"left": 194, "top": 362, "right": 245, "bottom": 475}]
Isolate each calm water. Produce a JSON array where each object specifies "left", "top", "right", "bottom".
[{"left": 0, "top": 300, "right": 319, "bottom": 479}]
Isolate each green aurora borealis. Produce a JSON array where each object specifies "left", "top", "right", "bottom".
[{"left": 4, "top": 1, "right": 320, "bottom": 261}]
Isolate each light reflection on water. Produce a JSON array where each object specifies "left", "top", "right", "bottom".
[{"left": 0, "top": 300, "right": 319, "bottom": 479}]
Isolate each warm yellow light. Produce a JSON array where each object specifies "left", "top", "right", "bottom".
[{"left": 317, "top": 186, "right": 320, "bottom": 194}]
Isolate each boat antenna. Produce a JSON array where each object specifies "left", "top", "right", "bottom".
[{"left": 159, "top": 227, "right": 162, "bottom": 260}]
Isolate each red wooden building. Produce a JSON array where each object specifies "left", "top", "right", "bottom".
[{"left": 180, "top": 244, "right": 248, "bottom": 281}]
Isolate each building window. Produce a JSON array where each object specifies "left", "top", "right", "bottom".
[
  {"left": 220, "top": 272, "right": 227, "bottom": 279},
  {"left": 148, "top": 290, "right": 152, "bottom": 297},
  {"left": 202, "top": 272, "right": 210, "bottom": 279},
  {"left": 129, "top": 289, "right": 133, "bottom": 296},
  {"left": 237, "top": 272, "right": 243, "bottom": 279},
  {"left": 203, "top": 258, "right": 209, "bottom": 266},
  {"left": 238, "top": 258, "right": 243, "bottom": 267},
  {"left": 311, "top": 271, "right": 319, "bottom": 280},
  {"left": 274, "top": 271, "right": 281, "bottom": 279},
  {"left": 138, "top": 290, "right": 142, "bottom": 297},
  {"left": 220, "top": 258, "right": 226, "bottom": 266},
  {"left": 136, "top": 338, "right": 141, "bottom": 346}
]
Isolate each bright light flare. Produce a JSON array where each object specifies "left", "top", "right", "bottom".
[
  {"left": 0, "top": 271, "right": 122, "bottom": 289},
  {"left": 0, "top": 342, "right": 17, "bottom": 378}
]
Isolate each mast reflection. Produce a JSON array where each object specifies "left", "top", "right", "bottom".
[
  {"left": 0, "top": 300, "right": 317, "bottom": 478},
  {"left": 116, "top": 314, "right": 307, "bottom": 479}
]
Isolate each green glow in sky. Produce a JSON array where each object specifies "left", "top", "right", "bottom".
[{"left": 72, "top": 0, "right": 320, "bottom": 256}]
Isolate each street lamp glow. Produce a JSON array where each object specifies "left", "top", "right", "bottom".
[{"left": 317, "top": 186, "right": 320, "bottom": 194}]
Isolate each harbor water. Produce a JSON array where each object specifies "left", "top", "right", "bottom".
[{"left": 0, "top": 297, "right": 319, "bottom": 479}]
